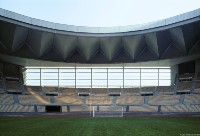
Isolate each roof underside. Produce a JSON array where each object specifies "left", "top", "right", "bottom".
[{"left": 0, "top": 9, "right": 200, "bottom": 66}]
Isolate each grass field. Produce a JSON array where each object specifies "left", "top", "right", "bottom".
[{"left": 0, "top": 116, "right": 200, "bottom": 136}]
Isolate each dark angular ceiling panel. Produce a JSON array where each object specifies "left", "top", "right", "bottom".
[
  {"left": 197, "top": 22, "right": 200, "bottom": 32},
  {"left": 189, "top": 40, "right": 200, "bottom": 55},
  {"left": 90, "top": 50, "right": 110, "bottom": 63},
  {"left": 12, "top": 26, "right": 28, "bottom": 53},
  {"left": 193, "top": 23, "right": 200, "bottom": 37},
  {"left": 122, "top": 35, "right": 145, "bottom": 61},
  {"left": 67, "top": 50, "right": 86, "bottom": 63},
  {"left": 13, "top": 43, "right": 36, "bottom": 59},
  {"left": 182, "top": 23, "right": 200, "bottom": 53},
  {"left": 0, "top": 41, "right": 7, "bottom": 54},
  {"left": 40, "top": 32, "right": 54, "bottom": 58},
  {"left": 41, "top": 48, "right": 62, "bottom": 61},
  {"left": 156, "top": 30, "right": 172, "bottom": 57},
  {"left": 77, "top": 37, "right": 99, "bottom": 62},
  {"left": 112, "top": 50, "right": 133, "bottom": 63},
  {"left": 100, "top": 37, "right": 122, "bottom": 62},
  {"left": 144, "top": 32, "right": 159, "bottom": 58},
  {"left": 135, "top": 47, "right": 158, "bottom": 62},
  {"left": 169, "top": 27, "right": 186, "bottom": 54},
  {"left": 54, "top": 34, "right": 77, "bottom": 61},
  {"left": 26, "top": 29, "right": 42, "bottom": 58},
  {"left": 0, "top": 21, "right": 15, "bottom": 52},
  {"left": 160, "top": 44, "right": 185, "bottom": 59}
]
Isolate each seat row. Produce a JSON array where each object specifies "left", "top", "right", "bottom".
[
  {"left": 0, "top": 94, "right": 200, "bottom": 105},
  {"left": 1, "top": 105, "right": 200, "bottom": 113}
]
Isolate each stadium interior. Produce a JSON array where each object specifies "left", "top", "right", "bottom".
[{"left": 0, "top": 8, "right": 200, "bottom": 116}]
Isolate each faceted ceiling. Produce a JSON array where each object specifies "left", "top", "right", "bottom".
[{"left": 0, "top": 20, "right": 200, "bottom": 64}]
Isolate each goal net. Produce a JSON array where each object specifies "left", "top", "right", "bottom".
[{"left": 92, "top": 106, "right": 124, "bottom": 117}]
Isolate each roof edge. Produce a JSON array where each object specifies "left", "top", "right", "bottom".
[{"left": 0, "top": 8, "right": 200, "bottom": 35}]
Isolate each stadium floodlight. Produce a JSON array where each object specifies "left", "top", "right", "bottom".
[{"left": 92, "top": 106, "right": 124, "bottom": 117}]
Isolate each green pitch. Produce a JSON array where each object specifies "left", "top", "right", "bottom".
[{"left": 0, "top": 116, "right": 200, "bottom": 136}]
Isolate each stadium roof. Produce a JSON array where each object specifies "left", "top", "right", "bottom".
[{"left": 0, "top": 8, "right": 200, "bottom": 66}]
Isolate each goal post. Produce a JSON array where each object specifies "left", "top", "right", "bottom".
[{"left": 92, "top": 106, "right": 124, "bottom": 117}]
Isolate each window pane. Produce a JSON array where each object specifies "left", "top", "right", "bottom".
[
  {"left": 76, "top": 80, "right": 91, "bottom": 87},
  {"left": 159, "top": 73, "right": 171, "bottom": 79},
  {"left": 141, "top": 69, "right": 158, "bottom": 73},
  {"left": 26, "top": 69, "right": 40, "bottom": 72},
  {"left": 124, "top": 80, "right": 140, "bottom": 87},
  {"left": 108, "top": 73, "right": 123, "bottom": 79},
  {"left": 124, "top": 69, "right": 140, "bottom": 73},
  {"left": 141, "top": 80, "right": 158, "bottom": 86},
  {"left": 93, "top": 80, "right": 107, "bottom": 87},
  {"left": 124, "top": 73, "right": 140, "bottom": 79},
  {"left": 92, "top": 69, "right": 107, "bottom": 72},
  {"left": 41, "top": 69, "right": 58, "bottom": 72},
  {"left": 59, "top": 69, "right": 75, "bottom": 72},
  {"left": 76, "top": 73, "right": 91, "bottom": 79},
  {"left": 76, "top": 69, "right": 91, "bottom": 73},
  {"left": 59, "top": 80, "right": 75, "bottom": 87},
  {"left": 159, "top": 80, "right": 171, "bottom": 86},
  {"left": 26, "top": 80, "right": 40, "bottom": 86},
  {"left": 159, "top": 69, "right": 171, "bottom": 72},
  {"left": 108, "top": 80, "right": 123, "bottom": 87},
  {"left": 124, "top": 80, "right": 133, "bottom": 87},
  {"left": 133, "top": 80, "right": 140, "bottom": 86},
  {"left": 108, "top": 69, "right": 123, "bottom": 72},
  {"left": 26, "top": 73, "right": 40, "bottom": 79},
  {"left": 59, "top": 73, "right": 75, "bottom": 79},
  {"left": 141, "top": 73, "right": 158, "bottom": 79},
  {"left": 41, "top": 73, "right": 58, "bottom": 79},
  {"left": 92, "top": 73, "right": 107, "bottom": 79},
  {"left": 41, "top": 80, "right": 58, "bottom": 86}
]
